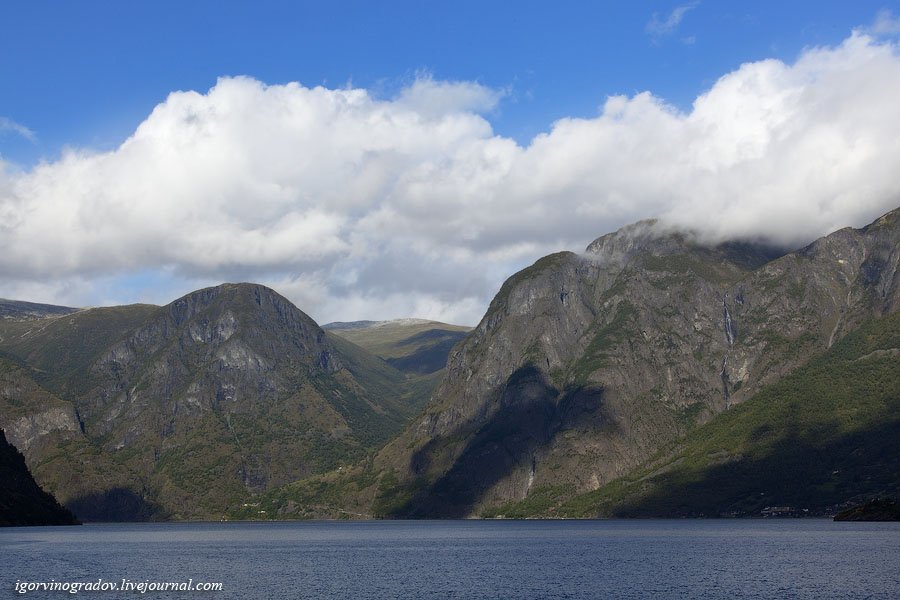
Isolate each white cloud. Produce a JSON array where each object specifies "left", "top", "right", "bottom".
[
  {"left": 396, "top": 76, "right": 504, "bottom": 118},
  {"left": 0, "top": 117, "right": 36, "bottom": 142},
  {"left": 2, "top": 34, "right": 900, "bottom": 324},
  {"left": 646, "top": 1, "right": 700, "bottom": 38},
  {"left": 871, "top": 9, "right": 900, "bottom": 35}
]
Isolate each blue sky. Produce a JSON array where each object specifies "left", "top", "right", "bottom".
[
  {"left": 2, "top": 1, "right": 891, "bottom": 165},
  {"left": 1, "top": 2, "right": 900, "bottom": 323}
]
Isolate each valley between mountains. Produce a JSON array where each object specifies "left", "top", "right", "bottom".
[{"left": 2, "top": 207, "right": 899, "bottom": 522}]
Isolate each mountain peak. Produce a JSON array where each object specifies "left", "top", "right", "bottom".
[
  {"left": 164, "top": 282, "right": 315, "bottom": 331},
  {"left": 172, "top": 282, "right": 282, "bottom": 304},
  {"left": 584, "top": 219, "right": 694, "bottom": 264},
  {"left": 584, "top": 219, "right": 787, "bottom": 273},
  {"left": 863, "top": 204, "right": 900, "bottom": 233}
]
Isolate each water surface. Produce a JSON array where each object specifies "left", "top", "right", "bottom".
[{"left": 2, "top": 519, "right": 898, "bottom": 599}]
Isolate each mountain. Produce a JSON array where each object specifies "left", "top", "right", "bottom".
[
  {"left": 834, "top": 499, "right": 900, "bottom": 521},
  {"left": 0, "top": 357, "right": 128, "bottom": 520},
  {"left": 0, "top": 428, "right": 78, "bottom": 526},
  {"left": 501, "top": 309, "right": 900, "bottom": 518},
  {"left": 322, "top": 320, "right": 381, "bottom": 331},
  {"left": 325, "top": 319, "right": 471, "bottom": 375},
  {"left": 0, "top": 283, "right": 430, "bottom": 520},
  {"left": 371, "top": 208, "right": 900, "bottom": 518},
  {"left": 0, "top": 299, "right": 78, "bottom": 321},
  {"left": 4, "top": 209, "right": 898, "bottom": 522}
]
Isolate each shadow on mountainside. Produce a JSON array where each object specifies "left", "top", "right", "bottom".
[
  {"left": 387, "top": 365, "right": 612, "bottom": 518},
  {"left": 609, "top": 418, "right": 900, "bottom": 517},
  {"left": 67, "top": 487, "right": 168, "bottom": 522},
  {"left": 386, "top": 329, "right": 469, "bottom": 375}
]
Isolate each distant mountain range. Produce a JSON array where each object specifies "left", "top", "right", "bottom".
[
  {"left": 1, "top": 208, "right": 898, "bottom": 522},
  {"left": 325, "top": 319, "right": 470, "bottom": 375},
  {"left": 0, "top": 299, "right": 78, "bottom": 321}
]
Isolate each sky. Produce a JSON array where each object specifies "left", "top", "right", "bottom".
[{"left": 2, "top": 1, "right": 900, "bottom": 325}]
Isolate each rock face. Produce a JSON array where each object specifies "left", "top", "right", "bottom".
[
  {"left": 379, "top": 208, "right": 900, "bottom": 517},
  {"left": 0, "top": 283, "right": 422, "bottom": 520},
  {"left": 0, "top": 428, "right": 78, "bottom": 526},
  {"left": 0, "top": 359, "right": 111, "bottom": 511},
  {"left": 0, "top": 361, "right": 82, "bottom": 456},
  {"left": 550, "top": 307, "right": 900, "bottom": 518}
]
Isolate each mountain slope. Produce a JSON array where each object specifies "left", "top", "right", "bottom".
[
  {"left": 0, "top": 299, "right": 78, "bottom": 321},
  {"left": 0, "top": 428, "right": 78, "bottom": 526},
  {"left": 0, "top": 358, "right": 139, "bottom": 519},
  {"left": 495, "top": 309, "right": 900, "bottom": 517},
  {"left": 0, "top": 283, "right": 426, "bottom": 520},
  {"left": 0, "top": 303, "right": 160, "bottom": 397},
  {"left": 325, "top": 319, "right": 471, "bottom": 375},
  {"left": 373, "top": 208, "right": 900, "bottom": 518}
]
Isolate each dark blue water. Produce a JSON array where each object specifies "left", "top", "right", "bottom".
[{"left": 1, "top": 520, "right": 898, "bottom": 599}]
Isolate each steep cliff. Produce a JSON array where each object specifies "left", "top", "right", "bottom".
[{"left": 375, "top": 208, "right": 900, "bottom": 517}]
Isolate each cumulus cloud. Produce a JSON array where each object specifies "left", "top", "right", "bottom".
[
  {"left": 646, "top": 1, "right": 700, "bottom": 38},
  {"left": 2, "top": 33, "right": 900, "bottom": 324}
]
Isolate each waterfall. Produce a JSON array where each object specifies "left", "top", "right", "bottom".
[{"left": 723, "top": 296, "right": 735, "bottom": 346}]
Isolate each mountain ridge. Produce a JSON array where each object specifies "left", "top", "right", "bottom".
[
  {"left": 371, "top": 206, "right": 900, "bottom": 517},
  {"left": 2, "top": 209, "right": 899, "bottom": 521},
  {"left": 326, "top": 318, "right": 471, "bottom": 376}
]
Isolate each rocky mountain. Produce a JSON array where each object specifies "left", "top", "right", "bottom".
[
  {"left": 325, "top": 319, "right": 471, "bottom": 375},
  {"left": 496, "top": 308, "right": 900, "bottom": 518},
  {"left": 0, "top": 358, "right": 125, "bottom": 519},
  {"left": 4, "top": 209, "right": 898, "bottom": 522},
  {"left": 0, "top": 428, "right": 78, "bottom": 526},
  {"left": 0, "top": 283, "right": 430, "bottom": 520},
  {"left": 371, "top": 208, "right": 900, "bottom": 517}
]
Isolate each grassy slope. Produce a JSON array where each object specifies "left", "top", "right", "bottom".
[
  {"left": 324, "top": 332, "right": 435, "bottom": 442},
  {"left": 224, "top": 336, "right": 448, "bottom": 521},
  {"left": 484, "top": 310, "right": 900, "bottom": 518},
  {"left": 327, "top": 320, "right": 470, "bottom": 359},
  {"left": 0, "top": 304, "right": 159, "bottom": 396},
  {"left": 328, "top": 320, "right": 470, "bottom": 376},
  {"left": 0, "top": 299, "right": 78, "bottom": 320}
]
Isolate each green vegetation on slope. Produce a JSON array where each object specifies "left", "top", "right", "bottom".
[
  {"left": 326, "top": 320, "right": 470, "bottom": 375},
  {"left": 0, "top": 358, "right": 142, "bottom": 519},
  {"left": 0, "top": 429, "right": 79, "bottom": 526},
  {"left": 0, "top": 304, "right": 159, "bottom": 397},
  {"left": 553, "top": 310, "right": 900, "bottom": 517},
  {"left": 0, "top": 299, "right": 78, "bottom": 320},
  {"left": 0, "top": 285, "right": 448, "bottom": 521}
]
